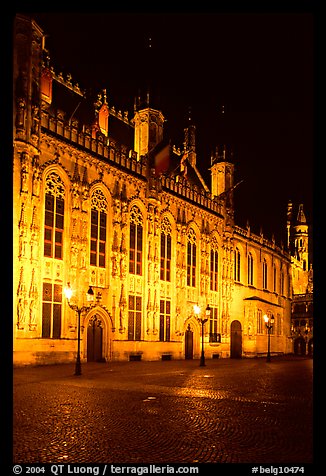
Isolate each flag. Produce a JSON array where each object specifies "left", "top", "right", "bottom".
[{"left": 154, "top": 143, "right": 170, "bottom": 176}]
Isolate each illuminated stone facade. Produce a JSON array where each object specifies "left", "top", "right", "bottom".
[{"left": 13, "top": 15, "right": 311, "bottom": 365}]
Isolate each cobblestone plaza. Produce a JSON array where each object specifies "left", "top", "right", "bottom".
[{"left": 11, "top": 357, "right": 314, "bottom": 467}]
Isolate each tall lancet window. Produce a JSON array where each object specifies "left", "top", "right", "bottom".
[
  {"left": 210, "top": 238, "right": 219, "bottom": 292},
  {"left": 263, "top": 258, "right": 268, "bottom": 290},
  {"left": 234, "top": 247, "right": 241, "bottom": 282},
  {"left": 160, "top": 216, "right": 172, "bottom": 281},
  {"left": 248, "top": 252, "right": 254, "bottom": 286},
  {"left": 90, "top": 189, "right": 107, "bottom": 268},
  {"left": 129, "top": 205, "right": 143, "bottom": 275},
  {"left": 44, "top": 172, "right": 65, "bottom": 259},
  {"left": 187, "top": 228, "right": 197, "bottom": 287}
]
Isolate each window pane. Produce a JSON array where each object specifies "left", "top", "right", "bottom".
[
  {"left": 159, "top": 314, "right": 164, "bottom": 341},
  {"left": 99, "top": 226, "right": 106, "bottom": 241},
  {"left": 128, "top": 311, "right": 135, "bottom": 340},
  {"left": 45, "top": 194, "right": 54, "bottom": 211},
  {"left": 135, "top": 311, "right": 141, "bottom": 340},
  {"left": 99, "top": 254, "right": 105, "bottom": 267},
  {"left": 167, "top": 236, "right": 171, "bottom": 258},
  {"left": 161, "top": 235, "right": 165, "bottom": 258},
  {"left": 56, "top": 198, "right": 64, "bottom": 214},
  {"left": 100, "top": 212, "right": 106, "bottom": 227},
  {"left": 90, "top": 252, "right": 97, "bottom": 266},
  {"left": 52, "top": 303, "right": 62, "bottom": 338},
  {"left": 45, "top": 210, "right": 54, "bottom": 227},
  {"left": 91, "top": 224, "right": 98, "bottom": 239},
  {"left": 55, "top": 244, "right": 62, "bottom": 259},
  {"left": 42, "top": 303, "right": 51, "bottom": 338},
  {"left": 53, "top": 284, "right": 62, "bottom": 303},
  {"left": 91, "top": 209, "right": 98, "bottom": 224},
  {"left": 56, "top": 213, "right": 64, "bottom": 230},
  {"left": 55, "top": 230, "right": 62, "bottom": 244},
  {"left": 44, "top": 242, "right": 52, "bottom": 257},
  {"left": 43, "top": 282, "right": 52, "bottom": 301}
]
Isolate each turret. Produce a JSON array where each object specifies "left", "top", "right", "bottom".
[
  {"left": 293, "top": 204, "right": 309, "bottom": 270},
  {"left": 210, "top": 145, "right": 234, "bottom": 199},
  {"left": 13, "top": 14, "right": 45, "bottom": 148},
  {"left": 133, "top": 103, "right": 164, "bottom": 159}
]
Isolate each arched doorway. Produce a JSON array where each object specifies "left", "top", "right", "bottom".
[
  {"left": 230, "top": 320, "right": 242, "bottom": 358},
  {"left": 87, "top": 314, "right": 104, "bottom": 362},
  {"left": 294, "top": 336, "right": 306, "bottom": 356},
  {"left": 185, "top": 324, "right": 194, "bottom": 359}
]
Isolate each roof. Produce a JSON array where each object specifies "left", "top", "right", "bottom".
[{"left": 47, "top": 78, "right": 134, "bottom": 150}]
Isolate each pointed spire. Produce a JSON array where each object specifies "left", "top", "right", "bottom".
[{"left": 296, "top": 204, "right": 307, "bottom": 224}]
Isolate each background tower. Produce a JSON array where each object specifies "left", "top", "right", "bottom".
[{"left": 293, "top": 204, "right": 309, "bottom": 271}]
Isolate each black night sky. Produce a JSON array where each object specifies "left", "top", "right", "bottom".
[{"left": 17, "top": 7, "right": 315, "bottom": 246}]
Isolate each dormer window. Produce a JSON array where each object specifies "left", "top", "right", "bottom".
[{"left": 98, "top": 104, "right": 109, "bottom": 136}]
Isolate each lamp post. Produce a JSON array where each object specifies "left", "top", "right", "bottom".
[
  {"left": 64, "top": 283, "right": 95, "bottom": 376},
  {"left": 194, "top": 304, "right": 211, "bottom": 367},
  {"left": 263, "top": 314, "right": 275, "bottom": 362}
]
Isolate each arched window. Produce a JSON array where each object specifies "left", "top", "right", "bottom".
[
  {"left": 90, "top": 189, "right": 107, "bottom": 268},
  {"left": 187, "top": 228, "right": 197, "bottom": 287},
  {"left": 234, "top": 247, "right": 241, "bottom": 282},
  {"left": 44, "top": 172, "right": 65, "bottom": 259},
  {"left": 210, "top": 238, "right": 218, "bottom": 291},
  {"left": 129, "top": 205, "right": 143, "bottom": 275},
  {"left": 160, "top": 216, "right": 172, "bottom": 282},
  {"left": 273, "top": 264, "right": 277, "bottom": 293},
  {"left": 248, "top": 252, "right": 254, "bottom": 286},
  {"left": 263, "top": 259, "right": 268, "bottom": 290}
]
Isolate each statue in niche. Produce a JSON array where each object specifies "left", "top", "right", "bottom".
[
  {"left": 71, "top": 183, "right": 80, "bottom": 209},
  {"left": 30, "top": 235, "right": 39, "bottom": 261},
  {"left": 21, "top": 164, "right": 28, "bottom": 193},
  {"left": 71, "top": 246, "right": 78, "bottom": 268},
  {"left": 80, "top": 246, "right": 86, "bottom": 269},
  {"left": 17, "top": 295, "right": 27, "bottom": 329},
  {"left": 111, "top": 254, "right": 118, "bottom": 276},
  {"left": 29, "top": 298, "right": 37, "bottom": 330},
  {"left": 32, "top": 168, "right": 41, "bottom": 197}
]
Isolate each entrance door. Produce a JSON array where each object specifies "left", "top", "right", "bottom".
[
  {"left": 87, "top": 315, "right": 103, "bottom": 362},
  {"left": 185, "top": 324, "right": 193, "bottom": 359},
  {"left": 294, "top": 336, "right": 306, "bottom": 356},
  {"left": 230, "top": 320, "right": 242, "bottom": 358}
]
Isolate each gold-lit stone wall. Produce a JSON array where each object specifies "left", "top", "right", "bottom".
[{"left": 13, "top": 14, "right": 299, "bottom": 365}]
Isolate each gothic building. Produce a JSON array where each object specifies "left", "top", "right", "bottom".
[{"left": 13, "top": 14, "right": 312, "bottom": 365}]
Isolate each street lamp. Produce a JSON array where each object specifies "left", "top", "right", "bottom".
[
  {"left": 194, "top": 304, "right": 211, "bottom": 367},
  {"left": 64, "top": 282, "right": 95, "bottom": 376},
  {"left": 263, "top": 314, "right": 275, "bottom": 362}
]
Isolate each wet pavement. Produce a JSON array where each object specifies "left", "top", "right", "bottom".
[{"left": 12, "top": 356, "right": 314, "bottom": 466}]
